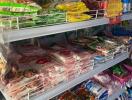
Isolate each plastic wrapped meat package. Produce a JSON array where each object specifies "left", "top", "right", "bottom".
[
  {"left": 94, "top": 72, "right": 121, "bottom": 95},
  {"left": 38, "top": 57, "right": 67, "bottom": 86},
  {"left": 17, "top": 54, "right": 66, "bottom": 87},
  {"left": 76, "top": 59, "right": 94, "bottom": 74},
  {"left": 48, "top": 45, "right": 78, "bottom": 80},
  {"left": 35, "top": 52, "right": 72, "bottom": 82},
  {"left": 49, "top": 45, "right": 95, "bottom": 79},
  {"left": 70, "top": 45, "right": 95, "bottom": 74},
  {"left": 71, "top": 46, "right": 95, "bottom": 61},
  {"left": 29, "top": 74, "right": 52, "bottom": 97},
  {"left": 70, "top": 47, "right": 95, "bottom": 74},
  {"left": 49, "top": 45, "right": 76, "bottom": 64},
  {"left": 4, "top": 70, "right": 44, "bottom": 100}
]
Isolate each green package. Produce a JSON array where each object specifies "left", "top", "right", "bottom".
[{"left": 0, "top": 2, "right": 41, "bottom": 16}]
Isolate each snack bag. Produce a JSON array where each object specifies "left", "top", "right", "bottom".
[
  {"left": 105, "top": 0, "right": 123, "bottom": 24},
  {"left": 0, "top": 1, "right": 41, "bottom": 16},
  {"left": 84, "top": 80, "right": 108, "bottom": 100}
]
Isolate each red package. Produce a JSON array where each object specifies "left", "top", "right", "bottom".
[
  {"left": 38, "top": 56, "right": 65, "bottom": 74},
  {"left": 49, "top": 45, "right": 76, "bottom": 64}
]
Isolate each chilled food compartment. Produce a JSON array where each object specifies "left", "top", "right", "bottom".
[{"left": 0, "top": 33, "right": 130, "bottom": 100}]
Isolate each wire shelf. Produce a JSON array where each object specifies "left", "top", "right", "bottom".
[{"left": 0, "top": 9, "right": 105, "bottom": 32}]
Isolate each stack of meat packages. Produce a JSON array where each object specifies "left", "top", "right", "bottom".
[
  {"left": 49, "top": 45, "right": 95, "bottom": 80},
  {"left": 2, "top": 44, "right": 95, "bottom": 100},
  {"left": 3, "top": 45, "right": 49, "bottom": 100}
]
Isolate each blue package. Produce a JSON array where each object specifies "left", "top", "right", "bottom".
[
  {"left": 94, "top": 56, "right": 105, "bottom": 63},
  {"left": 112, "top": 26, "right": 132, "bottom": 36},
  {"left": 122, "top": 0, "right": 130, "bottom": 3},
  {"left": 84, "top": 80, "right": 108, "bottom": 100},
  {"left": 122, "top": 0, "right": 131, "bottom": 13}
]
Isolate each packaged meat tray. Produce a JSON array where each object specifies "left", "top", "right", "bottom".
[
  {"left": 67, "top": 45, "right": 95, "bottom": 65},
  {"left": 49, "top": 45, "right": 76, "bottom": 64},
  {"left": 49, "top": 45, "right": 95, "bottom": 77},
  {"left": 24, "top": 55, "right": 67, "bottom": 86},
  {"left": 77, "top": 60, "right": 94, "bottom": 74},
  {"left": 4, "top": 69, "right": 45, "bottom": 100},
  {"left": 68, "top": 45, "right": 95, "bottom": 61}
]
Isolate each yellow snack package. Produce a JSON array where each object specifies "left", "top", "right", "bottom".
[
  {"left": 67, "top": 13, "right": 92, "bottom": 22},
  {"left": 56, "top": 2, "right": 89, "bottom": 12},
  {"left": 106, "top": 0, "right": 123, "bottom": 17}
]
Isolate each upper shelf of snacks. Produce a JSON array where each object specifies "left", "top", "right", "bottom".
[
  {"left": 0, "top": 0, "right": 132, "bottom": 43},
  {"left": 2, "top": 13, "right": 132, "bottom": 43}
]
